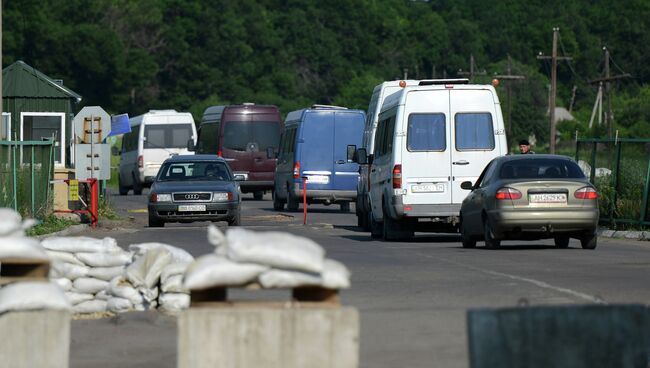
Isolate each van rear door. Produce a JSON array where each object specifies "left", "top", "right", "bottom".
[
  {"left": 299, "top": 111, "right": 335, "bottom": 189},
  {"left": 401, "top": 90, "right": 452, "bottom": 206},
  {"left": 449, "top": 89, "right": 503, "bottom": 204},
  {"left": 331, "top": 111, "right": 364, "bottom": 190},
  {"left": 142, "top": 116, "right": 194, "bottom": 179}
]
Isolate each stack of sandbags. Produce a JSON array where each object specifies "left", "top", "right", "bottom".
[
  {"left": 183, "top": 226, "right": 351, "bottom": 292},
  {"left": 42, "top": 236, "right": 131, "bottom": 314},
  {"left": 0, "top": 208, "right": 38, "bottom": 238},
  {"left": 158, "top": 262, "right": 191, "bottom": 313}
]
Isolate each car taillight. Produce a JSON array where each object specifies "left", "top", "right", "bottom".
[
  {"left": 293, "top": 161, "right": 301, "bottom": 179},
  {"left": 495, "top": 187, "right": 522, "bottom": 200},
  {"left": 150, "top": 193, "right": 157, "bottom": 203},
  {"left": 217, "top": 150, "right": 222, "bottom": 157},
  {"left": 575, "top": 187, "right": 598, "bottom": 199},
  {"left": 138, "top": 155, "right": 143, "bottom": 168},
  {"left": 392, "top": 164, "right": 402, "bottom": 189}
]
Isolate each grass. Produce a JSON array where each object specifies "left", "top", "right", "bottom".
[
  {"left": 98, "top": 195, "right": 120, "bottom": 220},
  {"left": 27, "top": 215, "right": 79, "bottom": 236}
]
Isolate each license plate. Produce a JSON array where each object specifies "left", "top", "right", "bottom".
[
  {"left": 411, "top": 183, "right": 445, "bottom": 193},
  {"left": 306, "top": 175, "right": 329, "bottom": 184},
  {"left": 529, "top": 193, "right": 567, "bottom": 203},
  {"left": 178, "top": 204, "right": 206, "bottom": 212}
]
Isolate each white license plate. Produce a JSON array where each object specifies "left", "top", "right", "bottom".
[
  {"left": 306, "top": 175, "right": 329, "bottom": 184},
  {"left": 411, "top": 183, "right": 445, "bottom": 193},
  {"left": 178, "top": 204, "right": 206, "bottom": 212},
  {"left": 529, "top": 193, "right": 567, "bottom": 203}
]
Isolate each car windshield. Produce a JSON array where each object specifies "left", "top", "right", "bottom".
[
  {"left": 499, "top": 158, "right": 585, "bottom": 180},
  {"left": 157, "top": 161, "right": 232, "bottom": 181}
]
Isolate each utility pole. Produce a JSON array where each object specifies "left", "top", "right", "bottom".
[
  {"left": 458, "top": 54, "right": 486, "bottom": 81},
  {"left": 537, "top": 27, "right": 572, "bottom": 153},
  {"left": 587, "top": 47, "right": 631, "bottom": 137},
  {"left": 494, "top": 55, "right": 525, "bottom": 141}
]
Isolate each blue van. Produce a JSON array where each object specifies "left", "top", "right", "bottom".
[{"left": 273, "top": 105, "right": 365, "bottom": 212}]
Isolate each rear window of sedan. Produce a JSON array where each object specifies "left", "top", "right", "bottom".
[
  {"left": 157, "top": 161, "right": 232, "bottom": 181},
  {"left": 499, "top": 158, "right": 585, "bottom": 180}
]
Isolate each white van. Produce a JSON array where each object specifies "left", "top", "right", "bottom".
[
  {"left": 118, "top": 110, "right": 197, "bottom": 195},
  {"left": 361, "top": 81, "right": 507, "bottom": 240}
]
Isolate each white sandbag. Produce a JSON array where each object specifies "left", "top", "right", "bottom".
[
  {"left": 125, "top": 248, "right": 172, "bottom": 289},
  {"left": 65, "top": 291, "right": 94, "bottom": 305},
  {"left": 72, "top": 277, "right": 109, "bottom": 294},
  {"left": 87, "top": 266, "right": 126, "bottom": 281},
  {"left": 0, "top": 281, "right": 71, "bottom": 313},
  {"left": 160, "top": 262, "right": 190, "bottom": 284},
  {"left": 95, "top": 290, "right": 111, "bottom": 301},
  {"left": 46, "top": 250, "right": 85, "bottom": 266},
  {"left": 133, "top": 303, "right": 145, "bottom": 311},
  {"left": 258, "top": 269, "right": 322, "bottom": 288},
  {"left": 50, "top": 262, "right": 90, "bottom": 280},
  {"left": 321, "top": 259, "right": 351, "bottom": 289},
  {"left": 73, "top": 300, "right": 107, "bottom": 314},
  {"left": 107, "top": 276, "right": 144, "bottom": 305},
  {"left": 207, "top": 224, "right": 227, "bottom": 247},
  {"left": 225, "top": 228, "right": 325, "bottom": 273},
  {"left": 107, "top": 297, "right": 132, "bottom": 313},
  {"left": 129, "top": 242, "right": 194, "bottom": 263},
  {"left": 0, "top": 208, "right": 36, "bottom": 237},
  {"left": 161, "top": 274, "right": 187, "bottom": 293},
  {"left": 183, "top": 254, "right": 268, "bottom": 290},
  {"left": 76, "top": 251, "right": 132, "bottom": 267},
  {"left": 137, "top": 286, "right": 159, "bottom": 303},
  {"left": 0, "top": 237, "right": 48, "bottom": 260},
  {"left": 41, "top": 236, "right": 121, "bottom": 253},
  {"left": 53, "top": 278, "right": 73, "bottom": 291},
  {"left": 159, "top": 293, "right": 190, "bottom": 312}
]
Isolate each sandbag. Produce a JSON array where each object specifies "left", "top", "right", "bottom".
[
  {"left": 95, "top": 290, "right": 111, "bottom": 301},
  {"left": 107, "top": 297, "right": 132, "bottom": 313},
  {"left": 41, "top": 236, "right": 121, "bottom": 253},
  {"left": 183, "top": 254, "right": 268, "bottom": 290},
  {"left": 73, "top": 300, "right": 107, "bottom": 314},
  {"left": 258, "top": 269, "right": 322, "bottom": 289},
  {"left": 137, "top": 286, "right": 159, "bottom": 303},
  {"left": 65, "top": 291, "right": 94, "bottom": 305},
  {"left": 0, "top": 281, "right": 71, "bottom": 313},
  {"left": 129, "top": 243, "right": 193, "bottom": 263},
  {"left": 225, "top": 228, "right": 325, "bottom": 273},
  {"left": 50, "top": 262, "right": 90, "bottom": 280},
  {"left": 125, "top": 248, "right": 172, "bottom": 289},
  {"left": 159, "top": 293, "right": 190, "bottom": 312},
  {"left": 53, "top": 278, "right": 73, "bottom": 291},
  {"left": 161, "top": 274, "right": 187, "bottom": 293},
  {"left": 0, "top": 208, "right": 37, "bottom": 237},
  {"left": 160, "top": 262, "right": 190, "bottom": 284},
  {"left": 0, "top": 237, "right": 48, "bottom": 260},
  {"left": 107, "top": 276, "right": 144, "bottom": 305},
  {"left": 46, "top": 250, "right": 85, "bottom": 266},
  {"left": 321, "top": 259, "right": 351, "bottom": 289},
  {"left": 72, "top": 277, "right": 109, "bottom": 294},
  {"left": 87, "top": 266, "right": 126, "bottom": 281},
  {"left": 76, "top": 251, "right": 132, "bottom": 267},
  {"left": 207, "top": 224, "right": 227, "bottom": 247}
]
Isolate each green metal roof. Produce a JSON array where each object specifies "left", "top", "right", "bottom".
[{"left": 2, "top": 60, "right": 82, "bottom": 102}]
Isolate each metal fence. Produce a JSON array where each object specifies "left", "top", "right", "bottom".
[
  {"left": 0, "top": 140, "right": 55, "bottom": 218},
  {"left": 575, "top": 138, "right": 650, "bottom": 227}
]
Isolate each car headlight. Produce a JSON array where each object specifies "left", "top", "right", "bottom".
[
  {"left": 213, "top": 192, "right": 233, "bottom": 202},
  {"left": 155, "top": 193, "right": 172, "bottom": 202}
]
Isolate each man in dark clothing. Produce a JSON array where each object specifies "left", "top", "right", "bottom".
[{"left": 518, "top": 139, "right": 535, "bottom": 154}]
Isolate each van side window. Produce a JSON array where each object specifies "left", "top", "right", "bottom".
[
  {"left": 373, "top": 120, "right": 385, "bottom": 157},
  {"left": 122, "top": 125, "right": 140, "bottom": 152},
  {"left": 374, "top": 116, "right": 395, "bottom": 158},
  {"left": 198, "top": 123, "right": 220, "bottom": 154},
  {"left": 407, "top": 113, "right": 446, "bottom": 151},
  {"left": 455, "top": 113, "right": 495, "bottom": 151}
]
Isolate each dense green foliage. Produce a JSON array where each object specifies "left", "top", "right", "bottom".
[{"left": 4, "top": 0, "right": 650, "bottom": 150}]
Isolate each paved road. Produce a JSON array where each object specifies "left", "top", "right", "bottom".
[{"left": 70, "top": 189, "right": 650, "bottom": 368}]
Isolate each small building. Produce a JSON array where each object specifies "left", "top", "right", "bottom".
[{"left": 2, "top": 60, "right": 82, "bottom": 167}]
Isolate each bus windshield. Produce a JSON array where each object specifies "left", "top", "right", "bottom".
[{"left": 222, "top": 121, "right": 280, "bottom": 152}]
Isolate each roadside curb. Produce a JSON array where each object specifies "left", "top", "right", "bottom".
[
  {"left": 35, "top": 224, "right": 89, "bottom": 240},
  {"left": 597, "top": 228, "right": 650, "bottom": 241}
]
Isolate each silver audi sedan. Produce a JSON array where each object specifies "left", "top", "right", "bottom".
[{"left": 459, "top": 154, "right": 599, "bottom": 249}]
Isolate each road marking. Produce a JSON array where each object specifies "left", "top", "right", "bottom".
[{"left": 127, "top": 209, "right": 148, "bottom": 213}]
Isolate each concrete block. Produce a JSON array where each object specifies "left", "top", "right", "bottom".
[
  {"left": 0, "top": 310, "right": 70, "bottom": 368},
  {"left": 178, "top": 306, "right": 359, "bottom": 368},
  {"left": 623, "top": 231, "right": 643, "bottom": 240},
  {"left": 599, "top": 229, "right": 616, "bottom": 238}
]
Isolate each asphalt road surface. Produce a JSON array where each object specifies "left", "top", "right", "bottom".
[{"left": 69, "top": 189, "right": 650, "bottom": 368}]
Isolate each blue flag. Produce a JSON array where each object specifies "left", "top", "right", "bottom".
[{"left": 109, "top": 114, "right": 131, "bottom": 136}]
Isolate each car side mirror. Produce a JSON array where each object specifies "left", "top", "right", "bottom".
[
  {"left": 233, "top": 174, "right": 246, "bottom": 181},
  {"left": 111, "top": 146, "right": 120, "bottom": 156},
  {"left": 356, "top": 148, "right": 368, "bottom": 165},
  {"left": 347, "top": 145, "right": 357, "bottom": 162},
  {"left": 460, "top": 181, "right": 474, "bottom": 190},
  {"left": 266, "top": 147, "right": 276, "bottom": 159},
  {"left": 187, "top": 139, "right": 195, "bottom": 152}
]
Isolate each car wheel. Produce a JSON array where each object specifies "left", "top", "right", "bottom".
[
  {"left": 483, "top": 218, "right": 501, "bottom": 248},
  {"left": 369, "top": 211, "right": 382, "bottom": 239},
  {"left": 286, "top": 185, "right": 299, "bottom": 212},
  {"left": 118, "top": 174, "right": 129, "bottom": 195},
  {"left": 272, "top": 190, "right": 284, "bottom": 211},
  {"left": 148, "top": 213, "right": 164, "bottom": 228},
  {"left": 460, "top": 220, "right": 476, "bottom": 248},
  {"left": 340, "top": 202, "right": 351, "bottom": 213},
  {"left": 133, "top": 173, "right": 143, "bottom": 195},
  {"left": 580, "top": 233, "right": 597, "bottom": 249},
  {"left": 554, "top": 236, "right": 570, "bottom": 248},
  {"left": 381, "top": 204, "right": 413, "bottom": 241},
  {"left": 228, "top": 209, "right": 241, "bottom": 226},
  {"left": 253, "top": 191, "right": 264, "bottom": 200}
]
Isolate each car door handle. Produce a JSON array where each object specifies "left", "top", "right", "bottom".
[
  {"left": 453, "top": 160, "right": 469, "bottom": 165},
  {"left": 336, "top": 160, "right": 345, "bottom": 164}
]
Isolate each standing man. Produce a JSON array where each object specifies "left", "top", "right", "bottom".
[{"left": 518, "top": 139, "right": 535, "bottom": 154}]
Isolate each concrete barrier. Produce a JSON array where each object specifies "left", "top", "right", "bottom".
[
  {"left": 178, "top": 305, "right": 359, "bottom": 368},
  {"left": 0, "top": 310, "right": 71, "bottom": 367}
]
